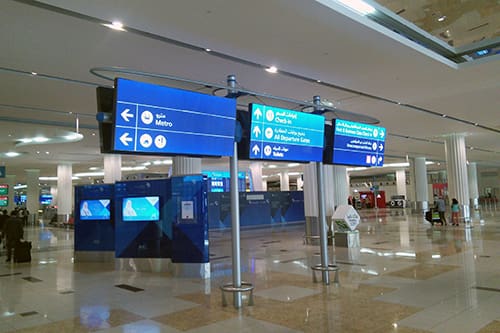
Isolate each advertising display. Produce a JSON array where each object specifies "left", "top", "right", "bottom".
[
  {"left": 203, "top": 171, "right": 246, "bottom": 192},
  {"left": 40, "top": 194, "right": 53, "bottom": 205},
  {"left": 79, "top": 199, "right": 111, "bottom": 220},
  {"left": 0, "top": 195, "right": 8, "bottom": 207},
  {"left": 332, "top": 119, "right": 386, "bottom": 167},
  {"left": 113, "top": 78, "right": 237, "bottom": 157},
  {"left": 248, "top": 103, "right": 324, "bottom": 162},
  {"left": 122, "top": 196, "right": 160, "bottom": 222},
  {"left": 0, "top": 184, "right": 8, "bottom": 195}
]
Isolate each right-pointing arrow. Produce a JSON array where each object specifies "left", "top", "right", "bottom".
[{"left": 119, "top": 132, "right": 133, "bottom": 146}]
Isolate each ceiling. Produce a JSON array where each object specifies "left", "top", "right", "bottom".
[{"left": 1, "top": 0, "right": 499, "bottom": 186}]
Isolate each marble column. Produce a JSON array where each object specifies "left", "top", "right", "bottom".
[
  {"left": 413, "top": 157, "right": 428, "bottom": 212},
  {"left": 280, "top": 171, "right": 290, "bottom": 191},
  {"left": 467, "top": 162, "right": 479, "bottom": 210},
  {"left": 25, "top": 169, "right": 40, "bottom": 223},
  {"left": 395, "top": 169, "right": 407, "bottom": 198},
  {"left": 104, "top": 154, "right": 122, "bottom": 184},
  {"left": 249, "top": 162, "right": 264, "bottom": 191},
  {"left": 57, "top": 164, "right": 73, "bottom": 223},
  {"left": 445, "top": 134, "right": 470, "bottom": 221},
  {"left": 172, "top": 156, "right": 201, "bottom": 176},
  {"left": 332, "top": 165, "right": 349, "bottom": 208}
]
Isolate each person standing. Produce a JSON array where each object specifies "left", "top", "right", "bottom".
[
  {"left": 436, "top": 196, "right": 447, "bottom": 226},
  {"left": 4, "top": 210, "right": 23, "bottom": 262},
  {"left": 451, "top": 198, "right": 460, "bottom": 226},
  {"left": 0, "top": 209, "right": 8, "bottom": 246}
]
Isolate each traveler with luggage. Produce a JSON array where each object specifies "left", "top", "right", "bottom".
[
  {"left": 4, "top": 210, "right": 24, "bottom": 262},
  {"left": 435, "top": 196, "right": 447, "bottom": 226}
]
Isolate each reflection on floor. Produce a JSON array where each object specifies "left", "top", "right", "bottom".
[{"left": 1, "top": 208, "right": 499, "bottom": 332}]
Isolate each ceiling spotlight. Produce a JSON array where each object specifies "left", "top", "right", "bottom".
[
  {"left": 5, "top": 152, "right": 20, "bottom": 157},
  {"left": 441, "top": 114, "right": 447, "bottom": 118},
  {"left": 265, "top": 66, "right": 278, "bottom": 73},
  {"left": 474, "top": 123, "right": 478, "bottom": 126},
  {"left": 205, "top": 48, "right": 211, "bottom": 52},
  {"left": 316, "top": 80, "right": 322, "bottom": 83},
  {"left": 103, "top": 21, "right": 126, "bottom": 31},
  {"left": 31, "top": 72, "right": 37, "bottom": 76},
  {"left": 33, "top": 136, "right": 50, "bottom": 143},
  {"left": 438, "top": 15, "right": 446, "bottom": 22},
  {"left": 45, "top": 151, "right": 50, "bottom": 154}
]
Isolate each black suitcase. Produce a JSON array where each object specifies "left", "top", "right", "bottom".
[{"left": 14, "top": 241, "right": 32, "bottom": 263}]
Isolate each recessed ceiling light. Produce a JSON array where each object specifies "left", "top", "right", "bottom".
[
  {"left": 102, "top": 21, "right": 126, "bottom": 31},
  {"left": 265, "top": 66, "right": 278, "bottom": 73},
  {"left": 205, "top": 48, "right": 211, "bottom": 52},
  {"left": 287, "top": 163, "right": 300, "bottom": 167},
  {"left": 91, "top": 132, "right": 96, "bottom": 136},
  {"left": 36, "top": 151, "right": 40, "bottom": 154},
  {"left": 438, "top": 15, "right": 446, "bottom": 22},
  {"left": 474, "top": 123, "right": 478, "bottom": 126},
  {"left": 31, "top": 72, "right": 37, "bottom": 76},
  {"left": 45, "top": 151, "right": 50, "bottom": 154},
  {"left": 89, "top": 167, "right": 99, "bottom": 170},
  {"left": 268, "top": 164, "right": 277, "bottom": 168},
  {"left": 5, "top": 152, "right": 20, "bottom": 157},
  {"left": 316, "top": 80, "right": 322, "bottom": 83},
  {"left": 442, "top": 114, "right": 447, "bottom": 118}
]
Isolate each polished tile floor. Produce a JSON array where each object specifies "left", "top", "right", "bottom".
[{"left": 1, "top": 207, "right": 499, "bottom": 332}]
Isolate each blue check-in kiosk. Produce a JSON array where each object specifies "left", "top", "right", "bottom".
[{"left": 74, "top": 184, "right": 115, "bottom": 262}]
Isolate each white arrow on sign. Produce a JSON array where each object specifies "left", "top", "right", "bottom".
[
  {"left": 252, "top": 144, "right": 260, "bottom": 155},
  {"left": 254, "top": 108, "right": 262, "bottom": 120},
  {"left": 253, "top": 126, "right": 261, "bottom": 137},
  {"left": 380, "top": 130, "right": 385, "bottom": 138},
  {"left": 119, "top": 132, "right": 133, "bottom": 146},
  {"left": 379, "top": 143, "right": 384, "bottom": 151},
  {"left": 121, "top": 108, "right": 134, "bottom": 122}
]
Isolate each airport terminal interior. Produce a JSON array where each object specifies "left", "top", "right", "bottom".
[{"left": 1, "top": 0, "right": 500, "bottom": 332}]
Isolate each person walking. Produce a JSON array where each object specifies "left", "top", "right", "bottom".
[
  {"left": 4, "top": 210, "right": 23, "bottom": 262},
  {"left": 436, "top": 196, "right": 447, "bottom": 226},
  {"left": 451, "top": 198, "right": 460, "bottom": 226}
]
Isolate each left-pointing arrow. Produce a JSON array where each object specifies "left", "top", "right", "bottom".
[
  {"left": 121, "top": 108, "right": 133, "bottom": 122},
  {"left": 120, "top": 132, "right": 133, "bottom": 146}
]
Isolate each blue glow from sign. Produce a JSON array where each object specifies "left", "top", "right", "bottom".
[
  {"left": 113, "top": 78, "right": 237, "bottom": 157},
  {"left": 476, "top": 49, "right": 489, "bottom": 56},
  {"left": 333, "top": 119, "right": 386, "bottom": 167},
  {"left": 249, "top": 103, "right": 324, "bottom": 162}
]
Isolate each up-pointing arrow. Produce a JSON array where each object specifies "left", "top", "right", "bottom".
[
  {"left": 253, "top": 126, "right": 261, "bottom": 138},
  {"left": 252, "top": 144, "right": 260, "bottom": 155},
  {"left": 121, "top": 108, "right": 134, "bottom": 122},
  {"left": 119, "top": 132, "right": 133, "bottom": 146},
  {"left": 254, "top": 108, "right": 262, "bottom": 120}
]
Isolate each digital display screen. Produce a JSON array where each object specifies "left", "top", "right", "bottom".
[
  {"left": 0, "top": 195, "right": 8, "bottom": 207},
  {"left": 122, "top": 196, "right": 160, "bottom": 222},
  {"left": 80, "top": 199, "right": 111, "bottom": 220},
  {"left": 332, "top": 119, "right": 386, "bottom": 167},
  {"left": 40, "top": 194, "right": 52, "bottom": 205},
  {"left": 248, "top": 103, "right": 324, "bottom": 162},
  {"left": 113, "top": 78, "right": 237, "bottom": 157},
  {"left": 0, "top": 184, "right": 8, "bottom": 195}
]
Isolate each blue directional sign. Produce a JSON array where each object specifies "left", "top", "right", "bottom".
[
  {"left": 332, "top": 119, "right": 386, "bottom": 167},
  {"left": 113, "top": 78, "right": 237, "bottom": 157},
  {"left": 249, "top": 103, "right": 324, "bottom": 162}
]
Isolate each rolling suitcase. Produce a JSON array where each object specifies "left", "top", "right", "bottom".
[{"left": 14, "top": 240, "right": 32, "bottom": 263}]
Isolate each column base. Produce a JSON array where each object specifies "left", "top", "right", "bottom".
[
  {"left": 172, "top": 263, "right": 210, "bottom": 279},
  {"left": 74, "top": 251, "right": 115, "bottom": 262},
  {"left": 115, "top": 258, "right": 172, "bottom": 273},
  {"left": 411, "top": 201, "right": 428, "bottom": 214}
]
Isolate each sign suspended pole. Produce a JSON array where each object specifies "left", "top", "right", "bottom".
[
  {"left": 314, "top": 95, "right": 330, "bottom": 285},
  {"left": 228, "top": 74, "right": 242, "bottom": 308}
]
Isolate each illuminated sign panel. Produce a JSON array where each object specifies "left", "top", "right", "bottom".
[
  {"left": 332, "top": 119, "right": 386, "bottom": 166},
  {"left": 113, "top": 78, "right": 237, "bottom": 157},
  {"left": 249, "top": 103, "right": 324, "bottom": 162}
]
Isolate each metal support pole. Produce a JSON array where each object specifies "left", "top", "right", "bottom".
[
  {"left": 228, "top": 74, "right": 242, "bottom": 308},
  {"left": 313, "top": 95, "right": 329, "bottom": 285}
]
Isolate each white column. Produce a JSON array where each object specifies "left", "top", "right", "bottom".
[
  {"left": 468, "top": 162, "right": 479, "bottom": 209},
  {"left": 25, "top": 169, "right": 40, "bottom": 220},
  {"left": 261, "top": 180, "right": 268, "bottom": 191},
  {"left": 395, "top": 169, "right": 407, "bottom": 198},
  {"left": 280, "top": 171, "right": 290, "bottom": 191},
  {"left": 296, "top": 176, "right": 304, "bottom": 191},
  {"left": 332, "top": 165, "right": 349, "bottom": 208},
  {"left": 104, "top": 154, "right": 122, "bottom": 183},
  {"left": 323, "top": 165, "right": 335, "bottom": 217},
  {"left": 445, "top": 134, "right": 470, "bottom": 220},
  {"left": 413, "top": 157, "right": 428, "bottom": 211},
  {"left": 249, "top": 162, "right": 264, "bottom": 191},
  {"left": 172, "top": 156, "right": 201, "bottom": 176},
  {"left": 57, "top": 164, "right": 73, "bottom": 222},
  {"left": 50, "top": 186, "right": 58, "bottom": 207},
  {"left": 303, "top": 163, "right": 318, "bottom": 217},
  {"left": 5, "top": 175, "right": 16, "bottom": 212}
]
